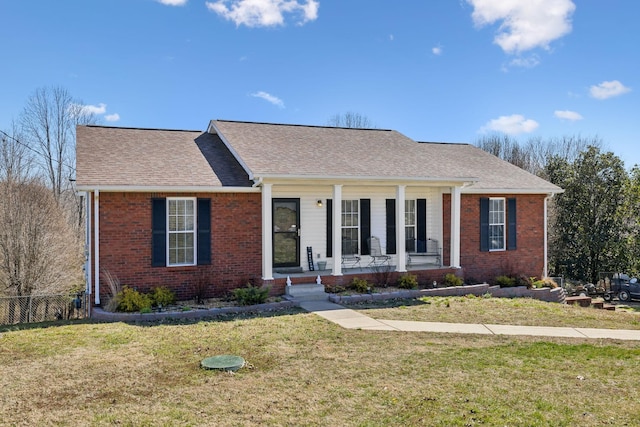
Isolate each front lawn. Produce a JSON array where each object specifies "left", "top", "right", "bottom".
[
  {"left": 1, "top": 299, "right": 640, "bottom": 426},
  {"left": 349, "top": 295, "right": 640, "bottom": 329}
]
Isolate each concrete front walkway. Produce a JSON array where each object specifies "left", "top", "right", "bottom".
[{"left": 298, "top": 300, "right": 640, "bottom": 341}]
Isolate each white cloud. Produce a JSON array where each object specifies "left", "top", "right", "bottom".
[
  {"left": 71, "top": 103, "right": 120, "bottom": 121},
  {"left": 251, "top": 91, "right": 285, "bottom": 108},
  {"left": 554, "top": 110, "right": 582, "bottom": 121},
  {"left": 432, "top": 46, "right": 442, "bottom": 55},
  {"left": 480, "top": 114, "right": 539, "bottom": 135},
  {"left": 157, "top": 0, "right": 188, "bottom": 5},
  {"left": 507, "top": 54, "right": 540, "bottom": 68},
  {"left": 589, "top": 80, "right": 631, "bottom": 100},
  {"left": 467, "top": 0, "right": 575, "bottom": 54},
  {"left": 76, "top": 103, "right": 107, "bottom": 115},
  {"left": 206, "top": 0, "right": 319, "bottom": 27},
  {"left": 389, "top": 34, "right": 394, "bottom": 41}
]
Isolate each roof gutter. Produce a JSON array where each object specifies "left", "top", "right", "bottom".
[
  {"left": 253, "top": 173, "right": 479, "bottom": 185},
  {"left": 75, "top": 185, "right": 259, "bottom": 193},
  {"left": 461, "top": 187, "right": 564, "bottom": 195}
]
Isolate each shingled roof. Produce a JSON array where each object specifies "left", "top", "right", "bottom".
[
  {"left": 209, "top": 120, "right": 561, "bottom": 193},
  {"left": 76, "top": 125, "right": 251, "bottom": 189},
  {"left": 76, "top": 121, "right": 561, "bottom": 194}
]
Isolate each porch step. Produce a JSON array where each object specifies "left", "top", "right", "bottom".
[{"left": 285, "top": 283, "right": 327, "bottom": 301}]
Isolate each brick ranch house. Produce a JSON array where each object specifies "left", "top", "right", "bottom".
[{"left": 76, "top": 120, "right": 562, "bottom": 305}]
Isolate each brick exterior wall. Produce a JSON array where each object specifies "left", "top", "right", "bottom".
[
  {"left": 91, "top": 191, "right": 548, "bottom": 303},
  {"left": 443, "top": 193, "right": 547, "bottom": 284},
  {"left": 94, "top": 192, "right": 262, "bottom": 302}
]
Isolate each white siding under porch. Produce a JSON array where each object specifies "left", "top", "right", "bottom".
[{"left": 271, "top": 185, "right": 445, "bottom": 273}]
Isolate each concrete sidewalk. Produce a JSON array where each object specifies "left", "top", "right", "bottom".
[{"left": 298, "top": 300, "right": 640, "bottom": 341}]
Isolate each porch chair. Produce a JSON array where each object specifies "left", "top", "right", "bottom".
[
  {"left": 407, "top": 238, "right": 442, "bottom": 267},
  {"left": 341, "top": 254, "right": 362, "bottom": 270},
  {"left": 367, "top": 236, "right": 391, "bottom": 267}
]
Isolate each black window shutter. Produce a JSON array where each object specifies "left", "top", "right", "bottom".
[
  {"left": 326, "top": 199, "right": 332, "bottom": 258},
  {"left": 386, "top": 199, "right": 396, "bottom": 254},
  {"left": 197, "top": 198, "right": 212, "bottom": 265},
  {"left": 152, "top": 198, "right": 167, "bottom": 267},
  {"left": 480, "top": 198, "right": 489, "bottom": 252},
  {"left": 360, "top": 199, "right": 371, "bottom": 255},
  {"left": 507, "top": 198, "right": 517, "bottom": 251},
  {"left": 417, "top": 198, "right": 427, "bottom": 253}
]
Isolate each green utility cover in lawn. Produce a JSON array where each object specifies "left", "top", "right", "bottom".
[{"left": 201, "top": 355, "right": 245, "bottom": 371}]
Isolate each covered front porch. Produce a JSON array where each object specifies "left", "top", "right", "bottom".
[{"left": 257, "top": 179, "right": 469, "bottom": 292}]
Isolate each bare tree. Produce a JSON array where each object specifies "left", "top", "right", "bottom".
[
  {"left": 327, "top": 111, "right": 376, "bottom": 129},
  {"left": 476, "top": 133, "right": 604, "bottom": 178},
  {"left": 20, "top": 86, "right": 98, "bottom": 202},
  {"left": 0, "top": 127, "right": 82, "bottom": 301}
]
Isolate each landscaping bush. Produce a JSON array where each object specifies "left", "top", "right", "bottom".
[
  {"left": 150, "top": 286, "right": 176, "bottom": 307},
  {"left": 397, "top": 274, "right": 418, "bottom": 289},
  {"left": 349, "top": 277, "right": 371, "bottom": 294},
  {"left": 442, "top": 273, "right": 463, "bottom": 287},
  {"left": 494, "top": 275, "right": 516, "bottom": 287},
  {"left": 325, "top": 284, "right": 346, "bottom": 294},
  {"left": 117, "top": 286, "right": 152, "bottom": 312},
  {"left": 531, "top": 277, "right": 559, "bottom": 289},
  {"left": 232, "top": 283, "right": 270, "bottom": 306}
]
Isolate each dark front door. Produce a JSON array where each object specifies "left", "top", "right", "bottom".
[{"left": 273, "top": 199, "right": 300, "bottom": 268}]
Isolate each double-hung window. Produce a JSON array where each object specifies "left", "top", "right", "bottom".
[
  {"left": 405, "top": 199, "right": 416, "bottom": 252},
  {"left": 341, "top": 200, "right": 359, "bottom": 255},
  {"left": 488, "top": 198, "right": 505, "bottom": 251},
  {"left": 167, "top": 197, "right": 196, "bottom": 266}
]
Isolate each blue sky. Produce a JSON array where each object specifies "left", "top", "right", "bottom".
[{"left": 1, "top": 0, "right": 638, "bottom": 167}]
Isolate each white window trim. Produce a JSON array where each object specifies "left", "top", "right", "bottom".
[
  {"left": 341, "top": 199, "right": 360, "bottom": 255},
  {"left": 405, "top": 199, "right": 416, "bottom": 251},
  {"left": 167, "top": 197, "right": 197, "bottom": 267},
  {"left": 489, "top": 197, "right": 505, "bottom": 252}
]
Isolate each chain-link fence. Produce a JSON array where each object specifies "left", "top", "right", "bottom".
[{"left": 0, "top": 293, "right": 90, "bottom": 325}]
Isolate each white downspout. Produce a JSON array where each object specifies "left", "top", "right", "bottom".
[
  {"left": 94, "top": 190, "right": 100, "bottom": 305},
  {"left": 85, "top": 191, "right": 92, "bottom": 296}
]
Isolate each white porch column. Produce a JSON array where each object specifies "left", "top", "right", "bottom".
[
  {"left": 93, "top": 190, "right": 100, "bottom": 305},
  {"left": 331, "top": 184, "right": 343, "bottom": 276},
  {"left": 262, "top": 183, "right": 274, "bottom": 280},
  {"left": 450, "top": 186, "right": 462, "bottom": 268},
  {"left": 396, "top": 185, "right": 407, "bottom": 272}
]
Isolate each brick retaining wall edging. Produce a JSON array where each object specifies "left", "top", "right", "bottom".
[
  {"left": 91, "top": 300, "right": 299, "bottom": 322},
  {"left": 328, "top": 284, "right": 566, "bottom": 304},
  {"left": 91, "top": 284, "right": 566, "bottom": 322}
]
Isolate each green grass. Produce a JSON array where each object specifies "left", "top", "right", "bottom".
[{"left": 1, "top": 300, "right": 640, "bottom": 426}]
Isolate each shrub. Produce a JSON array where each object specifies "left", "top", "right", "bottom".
[
  {"left": 325, "top": 284, "right": 346, "bottom": 294},
  {"left": 150, "top": 286, "right": 175, "bottom": 307},
  {"left": 349, "top": 277, "right": 371, "bottom": 294},
  {"left": 442, "top": 273, "right": 463, "bottom": 287},
  {"left": 494, "top": 275, "right": 516, "bottom": 287},
  {"left": 397, "top": 274, "right": 418, "bottom": 289},
  {"left": 531, "top": 277, "right": 559, "bottom": 289},
  {"left": 117, "top": 286, "right": 152, "bottom": 312},
  {"left": 233, "top": 283, "right": 270, "bottom": 306}
]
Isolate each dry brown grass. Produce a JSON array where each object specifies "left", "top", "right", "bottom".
[{"left": 1, "top": 300, "right": 640, "bottom": 426}]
